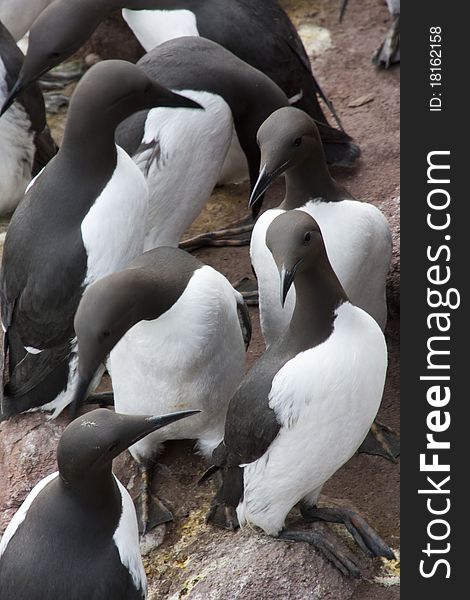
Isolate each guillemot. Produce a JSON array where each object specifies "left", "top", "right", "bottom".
[
  {"left": 250, "top": 106, "right": 392, "bottom": 344},
  {"left": 206, "top": 211, "right": 394, "bottom": 576},
  {"left": 249, "top": 107, "right": 398, "bottom": 459},
  {"left": 3, "top": 0, "right": 359, "bottom": 169},
  {"left": 0, "top": 407, "right": 198, "bottom": 599},
  {"left": 72, "top": 247, "right": 251, "bottom": 533},
  {"left": 0, "top": 60, "right": 200, "bottom": 421},
  {"left": 0, "top": 20, "right": 56, "bottom": 215},
  {"left": 116, "top": 36, "right": 292, "bottom": 249}
]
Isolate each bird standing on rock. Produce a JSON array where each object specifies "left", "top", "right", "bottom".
[
  {"left": 249, "top": 107, "right": 398, "bottom": 460},
  {"left": 0, "top": 407, "right": 199, "bottom": 599},
  {"left": 3, "top": 0, "right": 359, "bottom": 169},
  {"left": 0, "top": 60, "right": 200, "bottom": 421},
  {"left": 206, "top": 211, "right": 394, "bottom": 577},
  {"left": 0, "top": 20, "right": 56, "bottom": 215},
  {"left": 72, "top": 247, "right": 251, "bottom": 534}
]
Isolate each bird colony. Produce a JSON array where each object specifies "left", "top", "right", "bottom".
[{"left": 0, "top": 1, "right": 400, "bottom": 598}]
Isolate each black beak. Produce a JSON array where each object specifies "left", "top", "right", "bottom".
[
  {"left": 1, "top": 77, "right": 24, "bottom": 116},
  {"left": 249, "top": 161, "right": 290, "bottom": 210},
  {"left": 128, "top": 409, "right": 201, "bottom": 449},
  {"left": 160, "top": 89, "right": 204, "bottom": 110},
  {"left": 145, "top": 410, "right": 201, "bottom": 432},
  {"left": 68, "top": 374, "right": 92, "bottom": 421},
  {"left": 280, "top": 260, "right": 303, "bottom": 307},
  {"left": 339, "top": 0, "right": 349, "bottom": 22},
  {"left": 93, "top": 409, "right": 201, "bottom": 468}
]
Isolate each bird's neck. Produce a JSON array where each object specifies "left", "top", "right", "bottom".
[
  {"left": 60, "top": 468, "right": 121, "bottom": 510},
  {"left": 281, "top": 157, "right": 351, "bottom": 210},
  {"left": 60, "top": 117, "right": 117, "bottom": 169},
  {"left": 288, "top": 258, "right": 348, "bottom": 347}
]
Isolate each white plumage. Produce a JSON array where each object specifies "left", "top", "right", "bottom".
[
  {"left": 0, "top": 58, "right": 35, "bottom": 215},
  {"left": 81, "top": 145, "right": 148, "bottom": 283},
  {"left": 110, "top": 265, "right": 246, "bottom": 461},
  {"left": 122, "top": 8, "right": 199, "bottom": 51},
  {"left": 237, "top": 302, "right": 387, "bottom": 535},
  {"left": 113, "top": 478, "right": 147, "bottom": 597},
  {"left": 251, "top": 199, "right": 392, "bottom": 347},
  {"left": 132, "top": 90, "right": 233, "bottom": 250}
]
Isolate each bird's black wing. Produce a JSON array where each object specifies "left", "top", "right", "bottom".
[
  {"left": 235, "top": 293, "right": 252, "bottom": 350},
  {"left": 1, "top": 178, "right": 87, "bottom": 406},
  {"left": 215, "top": 348, "right": 298, "bottom": 468}
]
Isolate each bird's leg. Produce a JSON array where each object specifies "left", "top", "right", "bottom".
[
  {"left": 373, "top": 15, "right": 400, "bottom": 69},
  {"left": 134, "top": 461, "right": 173, "bottom": 535},
  {"left": 278, "top": 529, "right": 360, "bottom": 578},
  {"left": 205, "top": 465, "right": 243, "bottom": 530},
  {"left": 300, "top": 505, "right": 395, "bottom": 561},
  {"left": 358, "top": 419, "right": 400, "bottom": 462},
  {"left": 206, "top": 502, "right": 239, "bottom": 530},
  {"left": 179, "top": 215, "right": 254, "bottom": 252}
]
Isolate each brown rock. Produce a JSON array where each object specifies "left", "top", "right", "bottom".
[{"left": 0, "top": 413, "right": 66, "bottom": 533}]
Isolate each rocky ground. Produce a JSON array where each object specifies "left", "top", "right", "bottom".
[{"left": 0, "top": 0, "right": 400, "bottom": 598}]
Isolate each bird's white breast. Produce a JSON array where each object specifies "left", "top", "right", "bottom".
[
  {"left": 0, "top": 58, "right": 35, "bottom": 215},
  {"left": 110, "top": 265, "right": 246, "bottom": 459},
  {"left": 81, "top": 145, "right": 149, "bottom": 285},
  {"left": 122, "top": 8, "right": 199, "bottom": 51},
  {"left": 238, "top": 303, "right": 387, "bottom": 535},
  {"left": 250, "top": 208, "right": 289, "bottom": 346},
  {"left": 132, "top": 90, "right": 234, "bottom": 250},
  {"left": 0, "top": 472, "right": 58, "bottom": 558},
  {"left": 113, "top": 477, "right": 147, "bottom": 597},
  {"left": 251, "top": 198, "right": 392, "bottom": 347}
]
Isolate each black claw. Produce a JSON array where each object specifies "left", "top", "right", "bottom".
[
  {"left": 279, "top": 529, "right": 361, "bottom": 578},
  {"left": 300, "top": 506, "right": 394, "bottom": 560}
]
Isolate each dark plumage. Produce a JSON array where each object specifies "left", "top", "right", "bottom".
[{"left": 6, "top": 0, "right": 359, "bottom": 167}]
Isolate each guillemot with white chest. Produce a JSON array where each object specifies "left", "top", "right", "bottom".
[
  {"left": 72, "top": 247, "right": 251, "bottom": 533},
  {"left": 249, "top": 107, "right": 398, "bottom": 459},
  {"left": 0, "top": 60, "right": 200, "bottom": 421},
  {"left": 206, "top": 211, "right": 394, "bottom": 577},
  {"left": 250, "top": 106, "right": 392, "bottom": 344},
  {"left": 116, "top": 37, "right": 293, "bottom": 249},
  {"left": 0, "top": 20, "right": 56, "bottom": 215},
  {"left": 0, "top": 407, "right": 198, "bottom": 599}
]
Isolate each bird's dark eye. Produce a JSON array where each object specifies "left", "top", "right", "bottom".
[
  {"left": 304, "top": 232, "right": 312, "bottom": 243},
  {"left": 293, "top": 137, "right": 302, "bottom": 147}
]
